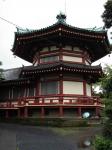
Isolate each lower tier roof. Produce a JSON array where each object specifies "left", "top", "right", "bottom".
[
  {"left": 0, "top": 62, "right": 102, "bottom": 86},
  {"left": 21, "top": 62, "right": 102, "bottom": 76}
]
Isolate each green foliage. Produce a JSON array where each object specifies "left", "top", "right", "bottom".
[
  {"left": 95, "top": 65, "right": 112, "bottom": 150},
  {"left": 0, "top": 117, "right": 88, "bottom": 127},
  {"left": 95, "top": 136, "right": 112, "bottom": 150},
  {"left": 100, "top": 65, "right": 112, "bottom": 98},
  {"left": 102, "top": 0, "right": 112, "bottom": 29},
  {"left": 104, "top": 99, "right": 112, "bottom": 119},
  {"left": 103, "top": 121, "right": 112, "bottom": 140}
]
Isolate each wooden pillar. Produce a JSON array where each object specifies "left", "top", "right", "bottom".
[
  {"left": 24, "top": 107, "right": 28, "bottom": 118},
  {"left": 5, "top": 110, "right": 9, "bottom": 118},
  {"left": 95, "top": 107, "right": 99, "bottom": 117},
  {"left": 59, "top": 74, "right": 63, "bottom": 104},
  {"left": 41, "top": 107, "right": 45, "bottom": 118},
  {"left": 83, "top": 81, "right": 87, "bottom": 96},
  {"left": 17, "top": 109, "right": 21, "bottom": 118},
  {"left": 59, "top": 74, "right": 63, "bottom": 95},
  {"left": 82, "top": 56, "right": 85, "bottom": 64},
  {"left": 59, "top": 51, "right": 63, "bottom": 61},
  {"left": 78, "top": 107, "right": 82, "bottom": 117},
  {"left": 59, "top": 106, "right": 63, "bottom": 117}
]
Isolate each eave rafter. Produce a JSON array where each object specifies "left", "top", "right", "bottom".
[
  {"left": 12, "top": 21, "right": 110, "bottom": 63},
  {"left": 20, "top": 62, "right": 102, "bottom": 78}
]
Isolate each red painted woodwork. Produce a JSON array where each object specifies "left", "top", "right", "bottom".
[
  {"left": 41, "top": 107, "right": 45, "bottom": 118},
  {"left": 33, "top": 49, "right": 88, "bottom": 65},
  {"left": 83, "top": 81, "right": 87, "bottom": 96},
  {"left": 59, "top": 106, "right": 63, "bottom": 117},
  {"left": 24, "top": 107, "right": 28, "bottom": 118},
  {"left": 95, "top": 107, "right": 100, "bottom": 116},
  {"left": 0, "top": 95, "right": 102, "bottom": 109},
  {"left": 59, "top": 74, "right": 63, "bottom": 94},
  {"left": 5, "top": 110, "right": 9, "bottom": 118},
  {"left": 78, "top": 107, "right": 82, "bottom": 117},
  {"left": 17, "top": 109, "right": 21, "bottom": 118}
]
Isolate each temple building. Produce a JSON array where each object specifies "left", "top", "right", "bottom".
[{"left": 0, "top": 13, "right": 110, "bottom": 119}]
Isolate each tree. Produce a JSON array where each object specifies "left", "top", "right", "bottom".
[
  {"left": 100, "top": 65, "right": 112, "bottom": 98},
  {"left": 95, "top": 65, "right": 112, "bottom": 150},
  {"left": 102, "top": 0, "right": 112, "bottom": 29}
]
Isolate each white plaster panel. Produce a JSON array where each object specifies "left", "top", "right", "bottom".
[
  {"left": 50, "top": 46, "right": 57, "bottom": 51},
  {"left": 72, "top": 99, "right": 77, "bottom": 103},
  {"left": 63, "top": 81, "right": 83, "bottom": 95},
  {"left": 44, "top": 100, "right": 50, "bottom": 103},
  {"left": 53, "top": 100, "right": 59, "bottom": 103},
  {"left": 39, "top": 100, "right": 42, "bottom": 103},
  {"left": 12, "top": 102, "right": 18, "bottom": 105},
  {"left": 63, "top": 56, "right": 82, "bottom": 62},
  {"left": 64, "top": 45, "right": 72, "bottom": 50},
  {"left": 73, "top": 47, "right": 82, "bottom": 51},
  {"left": 29, "top": 101, "right": 34, "bottom": 104},
  {"left": 34, "top": 61, "right": 38, "bottom": 66},
  {"left": 86, "top": 83, "right": 91, "bottom": 96},
  {"left": 41, "top": 47, "right": 49, "bottom": 52},
  {"left": 85, "top": 60, "right": 90, "bottom": 65},
  {"left": 63, "top": 100, "right": 70, "bottom": 103},
  {"left": 26, "top": 103, "right": 28, "bottom": 106}
]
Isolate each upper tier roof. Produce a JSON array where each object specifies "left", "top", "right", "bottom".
[{"left": 12, "top": 13, "right": 110, "bottom": 63}]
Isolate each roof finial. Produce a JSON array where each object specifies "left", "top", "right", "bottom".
[{"left": 56, "top": 12, "right": 66, "bottom": 23}]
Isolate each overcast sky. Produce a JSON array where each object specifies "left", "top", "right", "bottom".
[{"left": 0, "top": 0, "right": 112, "bottom": 69}]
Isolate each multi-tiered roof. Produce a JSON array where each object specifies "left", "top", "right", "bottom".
[{"left": 12, "top": 13, "right": 110, "bottom": 63}]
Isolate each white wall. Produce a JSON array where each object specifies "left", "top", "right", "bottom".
[
  {"left": 41, "top": 47, "right": 49, "bottom": 52},
  {"left": 73, "top": 47, "right": 82, "bottom": 52},
  {"left": 63, "top": 55, "right": 82, "bottom": 62},
  {"left": 63, "top": 81, "right": 83, "bottom": 95},
  {"left": 85, "top": 60, "right": 90, "bottom": 65},
  {"left": 86, "top": 83, "right": 91, "bottom": 96},
  {"left": 50, "top": 46, "right": 57, "bottom": 51},
  {"left": 64, "top": 45, "right": 72, "bottom": 50}
]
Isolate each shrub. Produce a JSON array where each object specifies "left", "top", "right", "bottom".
[{"left": 94, "top": 136, "right": 112, "bottom": 150}]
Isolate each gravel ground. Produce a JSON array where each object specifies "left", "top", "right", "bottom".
[{"left": 0, "top": 123, "right": 101, "bottom": 150}]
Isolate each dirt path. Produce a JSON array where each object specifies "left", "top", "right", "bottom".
[{"left": 0, "top": 123, "right": 102, "bottom": 150}]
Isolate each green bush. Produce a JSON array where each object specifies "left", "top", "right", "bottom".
[
  {"left": 103, "top": 121, "right": 112, "bottom": 139},
  {"left": 94, "top": 136, "right": 112, "bottom": 150},
  {"left": 0, "top": 117, "right": 88, "bottom": 127}
]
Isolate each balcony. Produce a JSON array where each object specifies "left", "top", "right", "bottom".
[{"left": 0, "top": 95, "right": 103, "bottom": 109}]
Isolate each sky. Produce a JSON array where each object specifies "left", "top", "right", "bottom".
[{"left": 0, "top": 0, "right": 112, "bottom": 69}]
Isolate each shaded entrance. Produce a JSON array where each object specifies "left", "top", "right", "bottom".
[
  {"left": 63, "top": 108, "right": 78, "bottom": 117},
  {"left": 44, "top": 107, "right": 59, "bottom": 117}
]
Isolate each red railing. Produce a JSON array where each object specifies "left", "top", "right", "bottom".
[{"left": 0, "top": 95, "right": 103, "bottom": 109}]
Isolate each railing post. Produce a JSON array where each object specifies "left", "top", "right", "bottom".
[
  {"left": 24, "top": 107, "right": 28, "bottom": 118},
  {"left": 41, "top": 107, "right": 45, "bottom": 118},
  {"left": 95, "top": 107, "right": 99, "bottom": 117},
  {"left": 5, "top": 110, "right": 9, "bottom": 118},
  {"left": 78, "top": 107, "right": 82, "bottom": 117},
  {"left": 17, "top": 109, "right": 21, "bottom": 118},
  {"left": 59, "top": 106, "right": 63, "bottom": 117}
]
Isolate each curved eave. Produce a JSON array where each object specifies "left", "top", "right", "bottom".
[
  {"left": 12, "top": 22, "right": 110, "bottom": 63},
  {"left": 13, "top": 22, "right": 108, "bottom": 42},
  {"left": 20, "top": 62, "right": 103, "bottom": 79},
  {"left": 14, "top": 21, "right": 108, "bottom": 37},
  {"left": 0, "top": 77, "right": 35, "bottom": 86}
]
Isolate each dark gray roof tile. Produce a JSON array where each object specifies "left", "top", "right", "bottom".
[{"left": 3, "top": 67, "right": 22, "bottom": 80}]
